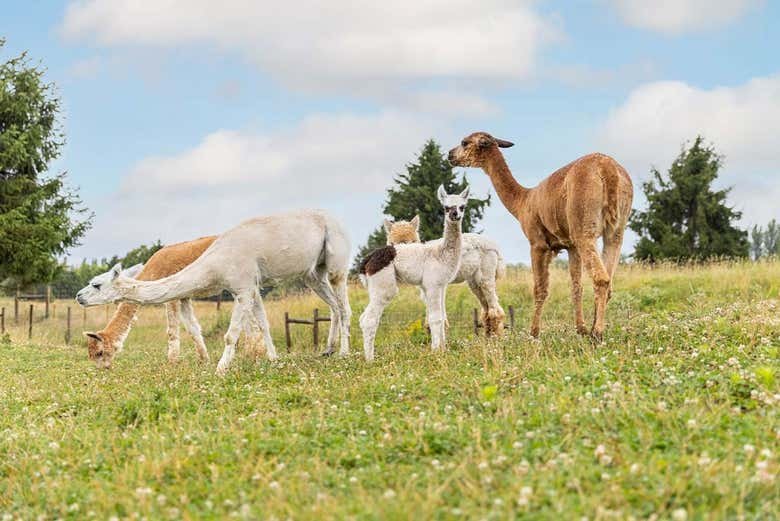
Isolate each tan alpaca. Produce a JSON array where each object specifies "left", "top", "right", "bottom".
[
  {"left": 448, "top": 132, "right": 633, "bottom": 341},
  {"left": 384, "top": 216, "right": 506, "bottom": 336},
  {"left": 79, "top": 236, "right": 216, "bottom": 368}
]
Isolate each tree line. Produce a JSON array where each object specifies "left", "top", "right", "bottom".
[{"left": 0, "top": 37, "right": 773, "bottom": 298}]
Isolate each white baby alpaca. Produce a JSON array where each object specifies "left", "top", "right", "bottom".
[{"left": 360, "top": 186, "right": 468, "bottom": 361}]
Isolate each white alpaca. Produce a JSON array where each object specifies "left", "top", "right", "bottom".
[
  {"left": 359, "top": 186, "right": 468, "bottom": 361},
  {"left": 77, "top": 210, "right": 352, "bottom": 375},
  {"left": 384, "top": 218, "right": 506, "bottom": 335}
]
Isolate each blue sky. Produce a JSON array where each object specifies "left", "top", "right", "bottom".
[{"left": 2, "top": 0, "right": 778, "bottom": 263}]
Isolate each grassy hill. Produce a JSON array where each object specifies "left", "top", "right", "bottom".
[{"left": 1, "top": 261, "right": 779, "bottom": 519}]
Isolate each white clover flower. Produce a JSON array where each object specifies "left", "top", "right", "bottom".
[
  {"left": 672, "top": 508, "right": 688, "bottom": 521},
  {"left": 743, "top": 444, "right": 756, "bottom": 457},
  {"left": 383, "top": 489, "right": 396, "bottom": 499},
  {"left": 269, "top": 481, "right": 280, "bottom": 490}
]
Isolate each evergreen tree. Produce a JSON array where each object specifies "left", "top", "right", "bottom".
[
  {"left": 751, "top": 225, "right": 765, "bottom": 260},
  {"left": 0, "top": 39, "right": 92, "bottom": 287},
  {"left": 629, "top": 137, "right": 748, "bottom": 261},
  {"left": 352, "top": 139, "right": 490, "bottom": 272}
]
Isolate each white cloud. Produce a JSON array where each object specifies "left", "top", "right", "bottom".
[
  {"left": 597, "top": 74, "right": 780, "bottom": 225},
  {"left": 607, "top": 0, "right": 760, "bottom": 34},
  {"left": 60, "top": 0, "right": 558, "bottom": 92},
  {"left": 66, "top": 55, "right": 102, "bottom": 79},
  {"left": 71, "top": 110, "right": 448, "bottom": 261}
]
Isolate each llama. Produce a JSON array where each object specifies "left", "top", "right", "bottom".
[
  {"left": 448, "top": 132, "right": 633, "bottom": 341},
  {"left": 76, "top": 210, "right": 352, "bottom": 375},
  {"left": 76, "top": 236, "right": 217, "bottom": 369},
  {"left": 359, "top": 186, "right": 468, "bottom": 361},
  {"left": 384, "top": 217, "right": 506, "bottom": 335}
]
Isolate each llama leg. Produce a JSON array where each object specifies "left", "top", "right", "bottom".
[
  {"left": 216, "top": 293, "right": 249, "bottom": 375},
  {"left": 601, "top": 230, "right": 625, "bottom": 303},
  {"left": 330, "top": 272, "right": 352, "bottom": 356},
  {"left": 359, "top": 268, "right": 397, "bottom": 361},
  {"left": 165, "top": 301, "right": 182, "bottom": 362},
  {"left": 306, "top": 273, "right": 341, "bottom": 356},
  {"left": 482, "top": 274, "right": 505, "bottom": 337},
  {"left": 425, "top": 286, "right": 446, "bottom": 350},
  {"left": 467, "top": 278, "right": 490, "bottom": 334},
  {"left": 579, "top": 239, "right": 611, "bottom": 342},
  {"left": 530, "top": 246, "right": 553, "bottom": 338},
  {"left": 249, "top": 289, "right": 277, "bottom": 361},
  {"left": 568, "top": 249, "right": 587, "bottom": 335},
  {"left": 179, "top": 299, "right": 210, "bottom": 362}
]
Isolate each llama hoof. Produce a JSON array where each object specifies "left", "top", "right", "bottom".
[
  {"left": 215, "top": 365, "right": 229, "bottom": 376},
  {"left": 320, "top": 348, "right": 335, "bottom": 357},
  {"left": 576, "top": 325, "right": 589, "bottom": 336},
  {"left": 590, "top": 330, "right": 604, "bottom": 343}
]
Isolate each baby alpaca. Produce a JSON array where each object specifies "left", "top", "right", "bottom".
[
  {"left": 384, "top": 218, "right": 506, "bottom": 336},
  {"left": 360, "top": 186, "right": 468, "bottom": 361}
]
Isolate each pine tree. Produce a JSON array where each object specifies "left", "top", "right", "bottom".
[
  {"left": 629, "top": 137, "right": 748, "bottom": 261},
  {"left": 352, "top": 139, "right": 490, "bottom": 272},
  {"left": 0, "top": 39, "right": 92, "bottom": 287}
]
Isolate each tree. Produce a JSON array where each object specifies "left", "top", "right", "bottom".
[
  {"left": 750, "top": 219, "right": 780, "bottom": 260},
  {"left": 352, "top": 139, "right": 490, "bottom": 272},
  {"left": 751, "top": 225, "right": 765, "bottom": 260},
  {"left": 0, "top": 39, "right": 92, "bottom": 287},
  {"left": 629, "top": 137, "right": 748, "bottom": 261}
]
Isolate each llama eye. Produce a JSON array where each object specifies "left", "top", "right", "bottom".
[
  {"left": 461, "top": 140, "right": 468, "bottom": 147},
  {"left": 459, "top": 205, "right": 465, "bottom": 211},
  {"left": 92, "top": 283, "right": 101, "bottom": 290}
]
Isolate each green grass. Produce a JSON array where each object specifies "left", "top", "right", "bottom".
[{"left": 1, "top": 261, "right": 779, "bottom": 519}]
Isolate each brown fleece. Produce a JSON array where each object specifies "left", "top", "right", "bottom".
[{"left": 360, "top": 245, "right": 397, "bottom": 276}]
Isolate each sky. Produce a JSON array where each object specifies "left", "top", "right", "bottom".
[{"left": 2, "top": 0, "right": 778, "bottom": 264}]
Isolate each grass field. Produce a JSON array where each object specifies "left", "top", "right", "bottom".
[{"left": 1, "top": 261, "right": 779, "bottom": 520}]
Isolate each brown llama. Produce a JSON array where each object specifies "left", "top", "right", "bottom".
[{"left": 448, "top": 132, "right": 633, "bottom": 341}]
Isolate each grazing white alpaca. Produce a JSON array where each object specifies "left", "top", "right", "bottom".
[
  {"left": 359, "top": 186, "right": 468, "bottom": 361},
  {"left": 384, "top": 218, "right": 506, "bottom": 335},
  {"left": 77, "top": 210, "right": 352, "bottom": 375}
]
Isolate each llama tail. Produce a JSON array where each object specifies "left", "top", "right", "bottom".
[
  {"left": 603, "top": 169, "right": 622, "bottom": 228},
  {"left": 495, "top": 249, "right": 506, "bottom": 281}
]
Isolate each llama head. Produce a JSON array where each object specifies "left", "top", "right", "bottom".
[
  {"left": 447, "top": 132, "right": 514, "bottom": 167},
  {"left": 384, "top": 216, "right": 421, "bottom": 245},
  {"left": 437, "top": 185, "right": 470, "bottom": 223},
  {"left": 83, "top": 331, "right": 115, "bottom": 369},
  {"left": 75, "top": 263, "right": 141, "bottom": 306}
]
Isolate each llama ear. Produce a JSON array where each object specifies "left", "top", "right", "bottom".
[
  {"left": 459, "top": 187, "right": 470, "bottom": 200},
  {"left": 437, "top": 185, "right": 447, "bottom": 204},
  {"left": 478, "top": 136, "right": 494, "bottom": 148},
  {"left": 495, "top": 138, "right": 514, "bottom": 148},
  {"left": 383, "top": 219, "right": 393, "bottom": 235},
  {"left": 122, "top": 263, "right": 144, "bottom": 279},
  {"left": 411, "top": 215, "right": 420, "bottom": 230},
  {"left": 109, "top": 263, "right": 122, "bottom": 280},
  {"left": 83, "top": 331, "right": 103, "bottom": 342}
]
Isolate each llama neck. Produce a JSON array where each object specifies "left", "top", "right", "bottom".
[
  {"left": 121, "top": 265, "right": 209, "bottom": 304},
  {"left": 483, "top": 149, "right": 528, "bottom": 219},
  {"left": 440, "top": 217, "right": 462, "bottom": 255},
  {"left": 99, "top": 303, "right": 140, "bottom": 350}
]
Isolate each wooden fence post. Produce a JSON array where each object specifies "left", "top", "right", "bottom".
[
  {"left": 508, "top": 305, "right": 515, "bottom": 330},
  {"left": 284, "top": 312, "right": 291, "bottom": 352},
  {"left": 312, "top": 308, "right": 319, "bottom": 349},
  {"left": 0, "top": 307, "right": 4, "bottom": 335},
  {"left": 217, "top": 293, "right": 222, "bottom": 311},
  {"left": 45, "top": 285, "right": 51, "bottom": 319},
  {"left": 14, "top": 291, "right": 19, "bottom": 324},
  {"left": 28, "top": 304, "right": 34, "bottom": 341},
  {"left": 65, "top": 307, "right": 72, "bottom": 345}
]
